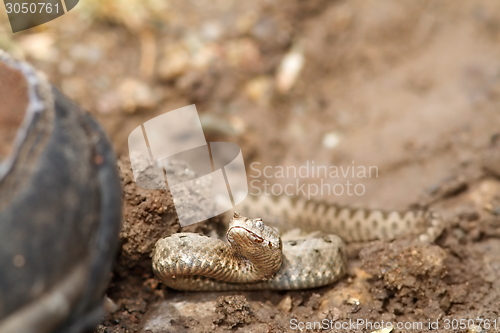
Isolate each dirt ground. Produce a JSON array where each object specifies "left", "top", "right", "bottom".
[{"left": 2, "top": 0, "right": 500, "bottom": 332}]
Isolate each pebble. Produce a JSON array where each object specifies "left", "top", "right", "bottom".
[
  {"left": 103, "top": 295, "right": 120, "bottom": 313},
  {"left": 322, "top": 132, "right": 342, "bottom": 149},
  {"left": 96, "top": 78, "right": 155, "bottom": 114},
  {"left": 226, "top": 38, "right": 261, "bottom": 70},
  {"left": 245, "top": 76, "right": 273, "bottom": 105},
  {"left": 117, "top": 78, "right": 155, "bottom": 113},
  {"left": 17, "top": 33, "right": 57, "bottom": 62},
  {"left": 200, "top": 21, "right": 223, "bottom": 41},
  {"left": 277, "top": 295, "right": 293, "bottom": 312},
  {"left": 276, "top": 42, "right": 304, "bottom": 93},
  {"left": 199, "top": 114, "right": 243, "bottom": 136},
  {"left": 468, "top": 324, "right": 487, "bottom": 333},
  {"left": 158, "top": 44, "right": 190, "bottom": 81},
  {"left": 371, "top": 327, "right": 393, "bottom": 333}
]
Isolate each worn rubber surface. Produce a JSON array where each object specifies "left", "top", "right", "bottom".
[{"left": 0, "top": 51, "right": 122, "bottom": 333}]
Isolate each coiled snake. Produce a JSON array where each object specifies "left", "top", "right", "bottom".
[{"left": 152, "top": 195, "right": 443, "bottom": 291}]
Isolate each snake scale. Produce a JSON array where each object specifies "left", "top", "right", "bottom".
[{"left": 152, "top": 195, "right": 443, "bottom": 291}]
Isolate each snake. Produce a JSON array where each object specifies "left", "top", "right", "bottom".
[{"left": 151, "top": 195, "right": 443, "bottom": 291}]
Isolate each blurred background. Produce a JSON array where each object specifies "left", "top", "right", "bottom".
[
  {"left": 2, "top": 1, "right": 500, "bottom": 331},
  {"left": 1, "top": 0, "right": 500, "bottom": 208}
]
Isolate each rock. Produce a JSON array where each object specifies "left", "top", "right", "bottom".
[
  {"left": 17, "top": 33, "right": 57, "bottom": 62},
  {"left": 158, "top": 45, "right": 190, "bottom": 81},
  {"left": 322, "top": 132, "right": 342, "bottom": 149},
  {"left": 245, "top": 76, "right": 273, "bottom": 105},
  {"left": 276, "top": 42, "right": 304, "bottom": 93},
  {"left": 118, "top": 78, "right": 156, "bottom": 113},
  {"left": 97, "top": 78, "right": 156, "bottom": 114}
]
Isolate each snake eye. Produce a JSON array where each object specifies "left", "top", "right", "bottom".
[{"left": 255, "top": 220, "right": 264, "bottom": 228}]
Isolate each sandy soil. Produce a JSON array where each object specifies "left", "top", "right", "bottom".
[{"left": 2, "top": 0, "right": 500, "bottom": 332}]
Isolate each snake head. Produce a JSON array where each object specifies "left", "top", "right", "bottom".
[
  {"left": 227, "top": 212, "right": 283, "bottom": 279},
  {"left": 228, "top": 212, "right": 281, "bottom": 248}
]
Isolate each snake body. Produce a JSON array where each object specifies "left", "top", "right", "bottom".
[{"left": 152, "top": 195, "right": 442, "bottom": 291}]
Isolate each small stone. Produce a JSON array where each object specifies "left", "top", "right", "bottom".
[
  {"left": 276, "top": 42, "right": 304, "bottom": 93},
  {"left": 371, "top": 326, "right": 394, "bottom": 333},
  {"left": 158, "top": 45, "right": 190, "bottom": 81},
  {"left": 278, "top": 295, "right": 293, "bottom": 312},
  {"left": 468, "top": 324, "right": 486, "bottom": 333},
  {"left": 17, "top": 33, "right": 57, "bottom": 62},
  {"left": 322, "top": 132, "right": 342, "bottom": 149},
  {"left": 225, "top": 38, "right": 261, "bottom": 70},
  {"left": 117, "top": 78, "right": 155, "bottom": 113},
  {"left": 346, "top": 297, "right": 360, "bottom": 306},
  {"left": 199, "top": 114, "right": 242, "bottom": 136},
  {"left": 245, "top": 76, "right": 273, "bottom": 105},
  {"left": 103, "top": 295, "right": 120, "bottom": 313},
  {"left": 200, "top": 21, "right": 223, "bottom": 41}
]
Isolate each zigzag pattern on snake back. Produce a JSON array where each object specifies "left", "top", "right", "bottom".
[{"left": 152, "top": 195, "right": 443, "bottom": 291}]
